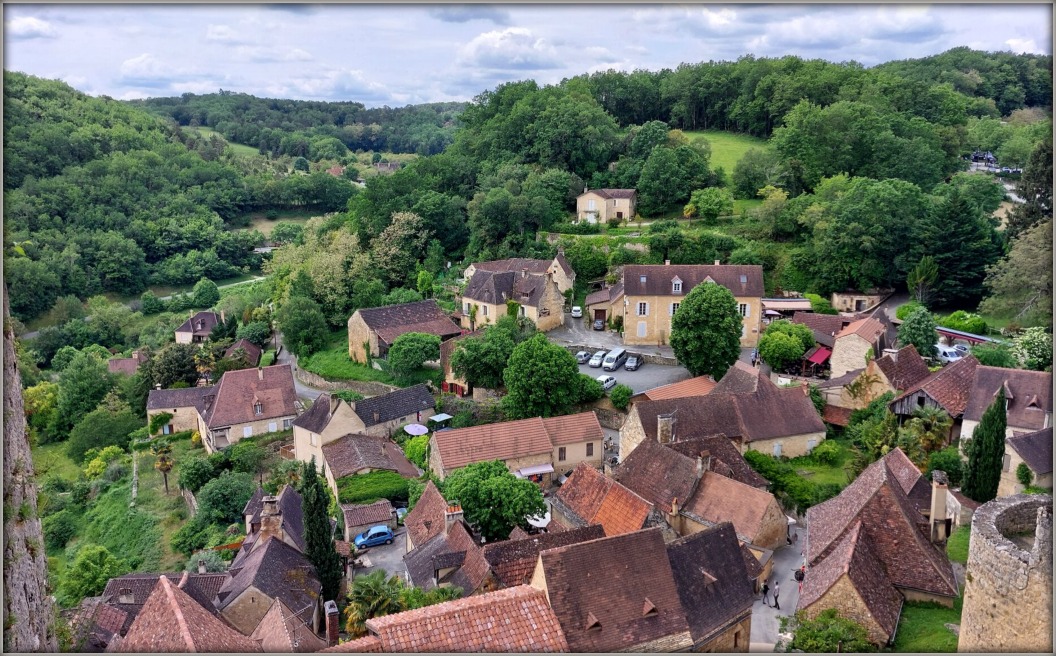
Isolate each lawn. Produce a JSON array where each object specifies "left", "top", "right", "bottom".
[
  {"left": 891, "top": 596, "right": 963, "bottom": 652},
  {"left": 298, "top": 331, "right": 441, "bottom": 387},
  {"left": 235, "top": 209, "right": 319, "bottom": 237},
  {"left": 685, "top": 129, "right": 771, "bottom": 174},
  {"left": 32, "top": 442, "right": 84, "bottom": 483},
  {"left": 189, "top": 126, "right": 259, "bottom": 158},
  {"left": 787, "top": 439, "right": 855, "bottom": 488},
  {"left": 946, "top": 524, "right": 971, "bottom": 564}
]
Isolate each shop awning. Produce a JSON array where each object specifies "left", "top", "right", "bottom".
[
  {"left": 806, "top": 347, "right": 832, "bottom": 365},
  {"left": 515, "top": 463, "right": 555, "bottom": 478}
]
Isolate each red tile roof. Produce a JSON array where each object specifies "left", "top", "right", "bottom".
[
  {"left": 482, "top": 525, "right": 606, "bottom": 587},
  {"left": 680, "top": 472, "right": 779, "bottom": 544},
  {"left": 1007, "top": 427, "right": 1054, "bottom": 475},
  {"left": 364, "top": 586, "right": 569, "bottom": 652},
  {"left": 353, "top": 300, "right": 462, "bottom": 347},
  {"left": 836, "top": 317, "right": 886, "bottom": 344},
  {"left": 341, "top": 499, "right": 396, "bottom": 529},
  {"left": 403, "top": 481, "right": 448, "bottom": 548},
  {"left": 612, "top": 437, "right": 701, "bottom": 511},
  {"left": 320, "top": 636, "right": 385, "bottom": 653},
  {"left": 108, "top": 576, "right": 261, "bottom": 653},
  {"left": 637, "top": 375, "right": 717, "bottom": 401},
  {"left": 665, "top": 436, "right": 769, "bottom": 489},
  {"left": 225, "top": 339, "right": 262, "bottom": 367},
  {"left": 432, "top": 411, "right": 601, "bottom": 471},
  {"left": 322, "top": 434, "right": 419, "bottom": 479},
  {"left": 175, "top": 311, "right": 221, "bottom": 338},
  {"left": 792, "top": 311, "right": 850, "bottom": 347},
  {"left": 823, "top": 405, "right": 853, "bottom": 427},
  {"left": 874, "top": 345, "right": 931, "bottom": 391},
  {"left": 249, "top": 597, "right": 327, "bottom": 653},
  {"left": 553, "top": 463, "right": 652, "bottom": 537},
  {"left": 893, "top": 355, "right": 980, "bottom": 417},
  {"left": 202, "top": 364, "right": 297, "bottom": 429}
]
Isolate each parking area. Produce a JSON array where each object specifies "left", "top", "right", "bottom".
[
  {"left": 351, "top": 525, "right": 408, "bottom": 580},
  {"left": 577, "top": 357, "right": 692, "bottom": 395}
]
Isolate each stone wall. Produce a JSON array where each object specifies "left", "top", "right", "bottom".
[
  {"left": 593, "top": 407, "right": 626, "bottom": 430},
  {"left": 958, "top": 493, "right": 1053, "bottom": 654},
  {"left": 294, "top": 367, "right": 399, "bottom": 396},
  {"left": 562, "top": 344, "right": 679, "bottom": 366},
  {"left": 801, "top": 575, "right": 893, "bottom": 645},
  {"left": 696, "top": 614, "right": 752, "bottom": 652}
]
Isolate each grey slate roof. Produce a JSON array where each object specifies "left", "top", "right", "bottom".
[
  {"left": 351, "top": 383, "right": 435, "bottom": 428},
  {"left": 462, "top": 270, "right": 552, "bottom": 309},
  {"left": 622, "top": 264, "right": 764, "bottom": 298},
  {"left": 1008, "top": 427, "right": 1053, "bottom": 475},
  {"left": 146, "top": 386, "right": 212, "bottom": 412},
  {"left": 216, "top": 537, "right": 320, "bottom": 622}
]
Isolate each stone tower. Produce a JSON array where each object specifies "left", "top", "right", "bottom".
[{"left": 958, "top": 493, "right": 1053, "bottom": 653}]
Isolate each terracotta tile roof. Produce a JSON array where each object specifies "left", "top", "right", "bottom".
[
  {"left": 70, "top": 597, "right": 128, "bottom": 652},
  {"left": 536, "top": 527, "right": 691, "bottom": 652},
  {"left": 613, "top": 437, "right": 701, "bottom": 511},
  {"left": 553, "top": 462, "right": 652, "bottom": 536},
  {"left": 893, "top": 355, "right": 980, "bottom": 417},
  {"left": 108, "top": 576, "right": 261, "bottom": 653},
  {"left": 874, "top": 345, "right": 931, "bottom": 390},
  {"left": 507, "top": 526, "right": 530, "bottom": 540},
  {"left": 964, "top": 366, "right": 1052, "bottom": 431},
  {"left": 353, "top": 300, "right": 462, "bottom": 347},
  {"left": 249, "top": 597, "right": 327, "bottom": 653},
  {"left": 404, "top": 519, "right": 493, "bottom": 594},
  {"left": 816, "top": 367, "right": 866, "bottom": 389},
  {"left": 364, "top": 586, "right": 569, "bottom": 652},
  {"left": 792, "top": 311, "right": 850, "bottom": 347},
  {"left": 322, "top": 433, "right": 419, "bottom": 479},
  {"left": 836, "top": 317, "right": 886, "bottom": 344},
  {"left": 637, "top": 375, "right": 717, "bottom": 401},
  {"left": 584, "top": 188, "right": 637, "bottom": 200},
  {"left": 175, "top": 311, "right": 221, "bottom": 338},
  {"left": 225, "top": 339, "right": 262, "bottom": 367},
  {"left": 585, "top": 280, "right": 624, "bottom": 307},
  {"left": 320, "top": 636, "right": 384, "bottom": 652},
  {"left": 217, "top": 537, "right": 320, "bottom": 621},
  {"left": 667, "top": 523, "right": 755, "bottom": 645},
  {"left": 351, "top": 383, "right": 435, "bottom": 428},
  {"left": 334, "top": 540, "right": 351, "bottom": 558},
  {"left": 665, "top": 435, "right": 769, "bottom": 489},
  {"left": 341, "top": 499, "right": 396, "bottom": 529},
  {"left": 202, "top": 364, "right": 297, "bottom": 429},
  {"left": 107, "top": 351, "right": 146, "bottom": 376},
  {"left": 680, "top": 472, "right": 778, "bottom": 544},
  {"left": 101, "top": 572, "right": 228, "bottom": 631},
  {"left": 432, "top": 411, "right": 600, "bottom": 471},
  {"left": 798, "top": 520, "right": 904, "bottom": 642},
  {"left": 823, "top": 405, "right": 853, "bottom": 427},
  {"left": 292, "top": 393, "right": 342, "bottom": 434},
  {"left": 623, "top": 264, "right": 763, "bottom": 298},
  {"left": 1008, "top": 427, "right": 1054, "bottom": 475},
  {"left": 805, "top": 449, "right": 958, "bottom": 598},
  {"left": 482, "top": 525, "right": 606, "bottom": 587},
  {"left": 146, "top": 386, "right": 211, "bottom": 412},
  {"left": 713, "top": 360, "right": 763, "bottom": 394},
  {"left": 404, "top": 481, "right": 448, "bottom": 548}
]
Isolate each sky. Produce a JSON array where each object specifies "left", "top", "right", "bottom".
[{"left": 4, "top": 3, "right": 1052, "bottom": 107}]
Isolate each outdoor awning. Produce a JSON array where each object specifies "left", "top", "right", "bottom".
[
  {"left": 429, "top": 413, "right": 453, "bottom": 423},
  {"left": 764, "top": 309, "right": 783, "bottom": 316},
  {"left": 527, "top": 501, "right": 552, "bottom": 528},
  {"left": 806, "top": 347, "right": 832, "bottom": 365},
  {"left": 514, "top": 463, "right": 555, "bottom": 478}
]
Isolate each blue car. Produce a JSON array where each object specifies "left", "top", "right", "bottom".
[{"left": 354, "top": 525, "right": 394, "bottom": 548}]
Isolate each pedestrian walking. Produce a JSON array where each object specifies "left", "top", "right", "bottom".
[
  {"left": 773, "top": 580, "right": 780, "bottom": 610},
  {"left": 761, "top": 582, "right": 770, "bottom": 606}
]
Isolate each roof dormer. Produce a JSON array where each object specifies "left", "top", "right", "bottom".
[{"left": 672, "top": 276, "right": 683, "bottom": 294}]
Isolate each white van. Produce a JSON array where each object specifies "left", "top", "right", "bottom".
[
  {"left": 935, "top": 344, "right": 963, "bottom": 365},
  {"left": 603, "top": 347, "right": 628, "bottom": 371}
]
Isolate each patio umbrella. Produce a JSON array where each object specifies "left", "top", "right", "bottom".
[{"left": 404, "top": 424, "right": 428, "bottom": 436}]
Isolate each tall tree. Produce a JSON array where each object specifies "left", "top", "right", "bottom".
[
  {"left": 386, "top": 332, "right": 440, "bottom": 384},
  {"left": 670, "top": 282, "right": 742, "bottom": 379},
  {"left": 502, "top": 333, "right": 585, "bottom": 419},
  {"left": 980, "top": 218, "right": 1052, "bottom": 328},
  {"left": 961, "top": 388, "right": 1007, "bottom": 503},
  {"left": 1005, "top": 136, "right": 1052, "bottom": 241},
  {"left": 344, "top": 570, "right": 404, "bottom": 637},
  {"left": 915, "top": 191, "right": 1002, "bottom": 306},
  {"left": 152, "top": 439, "right": 174, "bottom": 494},
  {"left": 907, "top": 256, "right": 939, "bottom": 306},
  {"left": 51, "top": 351, "right": 116, "bottom": 437},
  {"left": 897, "top": 306, "right": 938, "bottom": 360},
  {"left": 301, "top": 458, "right": 343, "bottom": 603},
  {"left": 441, "top": 460, "right": 547, "bottom": 543}
]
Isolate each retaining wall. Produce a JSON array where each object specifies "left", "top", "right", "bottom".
[{"left": 294, "top": 367, "right": 400, "bottom": 397}]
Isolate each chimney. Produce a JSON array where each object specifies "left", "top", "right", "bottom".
[
  {"left": 714, "top": 259, "right": 721, "bottom": 266},
  {"left": 118, "top": 588, "right": 134, "bottom": 605},
  {"left": 324, "top": 600, "right": 340, "bottom": 646},
  {"left": 373, "top": 411, "right": 380, "bottom": 424},
  {"left": 258, "top": 367, "right": 264, "bottom": 380},
  {"left": 197, "top": 559, "right": 207, "bottom": 574},
  {"left": 257, "top": 495, "right": 285, "bottom": 548},
  {"left": 155, "top": 383, "right": 162, "bottom": 390},
  {"left": 329, "top": 394, "right": 339, "bottom": 415},
  {"left": 882, "top": 348, "right": 899, "bottom": 362},
  {"left": 929, "top": 471, "right": 949, "bottom": 543},
  {"left": 696, "top": 450, "right": 711, "bottom": 479},
  {"left": 657, "top": 413, "right": 675, "bottom": 444},
  {"left": 664, "top": 260, "right": 670, "bottom": 266},
  {"left": 521, "top": 268, "right": 528, "bottom": 279},
  {"left": 132, "top": 351, "right": 140, "bottom": 361},
  {"left": 444, "top": 502, "right": 464, "bottom": 534},
  {"left": 220, "top": 310, "right": 226, "bottom": 324}
]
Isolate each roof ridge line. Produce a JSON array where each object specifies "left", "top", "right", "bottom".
[{"left": 159, "top": 577, "right": 198, "bottom": 652}]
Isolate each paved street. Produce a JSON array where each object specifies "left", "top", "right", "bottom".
[
  {"left": 351, "top": 525, "right": 409, "bottom": 580},
  {"left": 750, "top": 523, "right": 808, "bottom": 652},
  {"left": 273, "top": 332, "right": 325, "bottom": 402}
]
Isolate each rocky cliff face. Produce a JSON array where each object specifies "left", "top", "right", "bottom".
[{"left": 3, "top": 287, "right": 57, "bottom": 652}]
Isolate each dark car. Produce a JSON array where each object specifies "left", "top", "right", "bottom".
[
  {"left": 624, "top": 354, "right": 643, "bottom": 371},
  {"left": 592, "top": 319, "right": 605, "bottom": 331}
]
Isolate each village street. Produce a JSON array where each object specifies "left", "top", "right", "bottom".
[{"left": 750, "top": 523, "right": 808, "bottom": 652}]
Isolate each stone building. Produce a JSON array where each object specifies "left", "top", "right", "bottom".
[
  {"left": 959, "top": 365, "right": 1053, "bottom": 441},
  {"left": 459, "top": 269, "right": 565, "bottom": 332},
  {"left": 828, "top": 317, "right": 886, "bottom": 378},
  {"left": 830, "top": 289, "right": 891, "bottom": 313},
  {"left": 174, "top": 311, "right": 221, "bottom": 345},
  {"left": 999, "top": 427, "right": 1053, "bottom": 496},
  {"left": 576, "top": 188, "right": 637, "bottom": 224},
  {"left": 550, "top": 462, "right": 654, "bottom": 537},
  {"left": 463, "top": 253, "right": 576, "bottom": 294},
  {"left": 958, "top": 494, "right": 1052, "bottom": 654},
  {"left": 346, "top": 299, "right": 462, "bottom": 363},
  {"left": 889, "top": 355, "right": 980, "bottom": 445}
]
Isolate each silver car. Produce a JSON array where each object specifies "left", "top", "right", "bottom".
[
  {"left": 575, "top": 350, "right": 590, "bottom": 364},
  {"left": 596, "top": 375, "right": 617, "bottom": 391},
  {"left": 588, "top": 350, "right": 607, "bottom": 367}
]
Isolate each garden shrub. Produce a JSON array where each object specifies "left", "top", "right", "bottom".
[
  {"left": 941, "top": 310, "right": 987, "bottom": 335},
  {"left": 610, "top": 384, "right": 633, "bottom": 411},
  {"left": 403, "top": 435, "right": 429, "bottom": 469},
  {"left": 43, "top": 510, "right": 78, "bottom": 551},
  {"left": 744, "top": 449, "right": 840, "bottom": 514},
  {"left": 810, "top": 440, "right": 842, "bottom": 466},
  {"left": 177, "top": 456, "right": 217, "bottom": 493},
  {"left": 895, "top": 300, "right": 925, "bottom": 321},
  {"left": 103, "top": 461, "right": 128, "bottom": 483},
  {"left": 926, "top": 446, "right": 964, "bottom": 487},
  {"left": 336, "top": 471, "right": 410, "bottom": 505}
]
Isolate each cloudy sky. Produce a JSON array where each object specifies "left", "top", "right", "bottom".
[{"left": 4, "top": 3, "right": 1051, "bottom": 106}]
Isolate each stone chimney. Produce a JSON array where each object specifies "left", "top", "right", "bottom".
[
  {"left": 257, "top": 367, "right": 264, "bottom": 380},
  {"left": 657, "top": 413, "right": 675, "bottom": 444},
  {"left": 257, "top": 495, "right": 285, "bottom": 547},
  {"left": 930, "top": 470, "right": 949, "bottom": 543},
  {"left": 714, "top": 259, "right": 721, "bottom": 266},
  {"left": 882, "top": 348, "right": 899, "bottom": 362},
  {"left": 324, "top": 600, "right": 340, "bottom": 646},
  {"left": 220, "top": 310, "right": 226, "bottom": 324},
  {"left": 521, "top": 268, "right": 528, "bottom": 279},
  {"left": 155, "top": 383, "right": 162, "bottom": 390},
  {"left": 118, "top": 587, "right": 134, "bottom": 605},
  {"left": 664, "top": 260, "right": 671, "bottom": 266},
  {"left": 197, "top": 559, "right": 207, "bottom": 574},
  {"left": 444, "top": 502, "right": 464, "bottom": 534},
  {"left": 373, "top": 411, "right": 380, "bottom": 424},
  {"left": 132, "top": 351, "right": 140, "bottom": 361},
  {"left": 696, "top": 450, "right": 711, "bottom": 479}
]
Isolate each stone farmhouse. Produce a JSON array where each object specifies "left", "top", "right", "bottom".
[
  {"left": 1000, "top": 427, "right": 1053, "bottom": 496},
  {"left": 828, "top": 317, "right": 887, "bottom": 378},
  {"left": 346, "top": 299, "right": 461, "bottom": 363},
  {"left": 575, "top": 188, "right": 637, "bottom": 224},
  {"left": 174, "top": 310, "right": 221, "bottom": 345},
  {"left": 799, "top": 448, "right": 958, "bottom": 646},
  {"left": 292, "top": 386, "right": 435, "bottom": 469},
  {"left": 459, "top": 268, "right": 565, "bottom": 332},
  {"left": 428, "top": 411, "right": 604, "bottom": 483},
  {"left": 960, "top": 365, "right": 1052, "bottom": 440},
  {"left": 889, "top": 355, "right": 980, "bottom": 443},
  {"left": 146, "top": 364, "right": 298, "bottom": 452},
  {"left": 319, "top": 433, "right": 418, "bottom": 500},
  {"left": 622, "top": 361, "right": 826, "bottom": 459},
  {"left": 817, "top": 345, "right": 932, "bottom": 413},
  {"left": 463, "top": 252, "right": 576, "bottom": 294},
  {"left": 403, "top": 507, "right": 499, "bottom": 595},
  {"left": 594, "top": 263, "right": 764, "bottom": 347}
]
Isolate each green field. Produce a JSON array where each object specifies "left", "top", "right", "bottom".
[
  {"left": 686, "top": 129, "right": 770, "bottom": 174},
  {"left": 235, "top": 210, "right": 319, "bottom": 237},
  {"left": 892, "top": 597, "right": 963, "bottom": 652},
  {"left": 945, "top": 524, "right": 971, "bottom": 564},
  {"left": 190, "top": 126, "right": 259, "bottom": 158},
  {"left": 299, "top": 331, "right": 441, "bottom": 387}
]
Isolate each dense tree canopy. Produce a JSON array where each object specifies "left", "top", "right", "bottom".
[
  {"left": 670, "top": 282, "right": 742, "bottom": 379},
  {"left": 441, "top": 460, "right": 547, "bottom": 543}
]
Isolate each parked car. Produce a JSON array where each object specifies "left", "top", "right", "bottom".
[
  {"left": 588, "top": 350, "right": 607, "bottom": 367},
  {"left": 592, "top": 319, "right": 605, "bottom": 331},
  {"left": 571, "top": 306, "right": 583, "bottom": 318},
  {"left": 624, "top": 354, "right": 643, "bottom": 371},
  {"left": 953, "top": 344, "right": 971, "bottom": 357},
  {"left": 354, "top": 525, "right": 394, "bottom": 548},
  {"left": 575, "top": 350, "right": 591, "bottom": 364},
  {"left": 555, "top": 469, "right": 575, "bottom": 486},
  {"left": 935, "top": 344, "right": 963, "bottom": 365},
  {"left": 596, "top": 375, "right": 617, "bottom": 391}
]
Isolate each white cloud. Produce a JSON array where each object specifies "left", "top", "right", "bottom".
[
  {"left": 1006, "top": 37, "right": 1044, "bottom": 54},
  {"left": 458, "top": 27, "right": 562, "bottom": 70},
  {"left": 268, "top": 68, "right": 392, "bottom": 102},
  {"left": 118, "top": 53, "right": 205, "bottom": 89},
  {"left": 233, "top": 46, "right": 313, "bottom": 63},
  {"left": 6, "top": 16, "right": 57, "bottom": 39}
]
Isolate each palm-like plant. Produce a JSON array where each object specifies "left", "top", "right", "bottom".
[
  {"left": 905, "top": 405, "right": 953, "bottom": 454},
  {"left": 151, "top": 440, "right": 174, "bottom": 494},
  {"left": 344, "top": 570, "right": 404, "bottom": 636}
]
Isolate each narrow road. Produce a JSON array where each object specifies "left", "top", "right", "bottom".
[{"left": 273, "top": 332, "right": 325, "bottom": 402}]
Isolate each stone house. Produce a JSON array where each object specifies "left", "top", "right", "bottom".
[
  {"left": 174, "top": 311, "right": 221, "bottom": 345},
  {"left": 481, "top": 525, "right": 606, "bottom": 588},
  {"left": 225, "top": 338, "right": 262, "bottom": 367},
  {"left": 463, "top": 253, "right": 576, "bottom": 294},
  {"left": 402, "top": 481, "right": 451, "bottom": 553},
  {"left": 403, "top": 512, "right": 499, "bottom": 595},
  {"left": 999, "top": 427, "right": 1053, "bottom": 497},
  {"left": 960, "top": 365, "right": 1052, "bottom": 441},
  {"left": 292, "top": 386, "right": 435, "bottom": 469},
  {"left": 583, "top": 280, "right": 624, "bottom": 325},
  {"left": 240, "top": 486, "right": 307, "bottom": 554},
  {"left": 438, "top": 328, "right": 484, "bottom": 397},
  {"left": 550, "top": 462, "right": 654, "bottom": 537},
  {"left": 249, "top": 597, "right": 328, "bottom": 652},
  {"left": 800, "top": 448, "right": 959, "bottom": 645},
  {"left": 791, "top": 311, "right": 856, "bottom": 349},
  {"left": 829, "top": 317, "right": 887, "bottom": 378},
  {"left": 889, "top": 355, "right": 979, "bottom": 444},
  {"left": 576, "top": 188, "right": 637, "bottom": 224},
  {"left": 621, "top": 361, "right": 826, "bottom": 459},
  {"left": 341, "top": 499, "right": 398, "bottom": 542},
  {"left": 817, "top": 345, "right": 931, "bottom": 410},
  {"left": 146, "top": 387, "right": 211, "bottom": 435},
  {"left": 347, "top": 299, "right": 462, "bottom": 363},
  {"left": 666, "top": 523, "right": 755, "bottom": 652},
  {"left": 459, "top": 269, "right": 565, "bottom": 332},
  {"left": 100, "top": 571, "right": 230, "bottom": 638},
  {"left": 529, "top": 527, "right": 694, "bottom": 652},
  {"left": 107, "top": 349, "right": 147, "bottom": 377},
  {"left": 320, "top": 433, "right": 419, "bottom": 500},
  {"left": 830, "top": 289, "right": 891, "bottom": 313},
  {"left": 613, "top": 264, "right": 764, "bottom": 347},
  {"left": 428, "top": 411, "right": 604, "bottom": 483}
]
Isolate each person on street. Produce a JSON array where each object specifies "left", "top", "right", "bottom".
[
  {"left": 761, "top": 581, "right": 770, "bottom": 606},
  {"left": 773, "top": 580, "right": 780, "bottom": 610}
]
